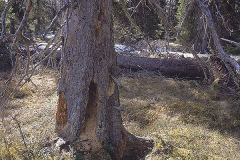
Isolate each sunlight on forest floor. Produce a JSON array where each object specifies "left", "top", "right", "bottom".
[
  {"left": 119, "top": 75, "right": 240, "bottom": 159},
  {"left": 0, "top": 68, "right": 240, "bottom": 159}
]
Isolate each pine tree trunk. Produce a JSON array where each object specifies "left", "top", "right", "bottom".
[{"left": 56, "top": 1, "right": 153, "bottom": 159}]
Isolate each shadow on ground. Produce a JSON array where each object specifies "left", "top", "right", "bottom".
[{"left": 119, "top": 73, "right": 240, "bottom": 139}]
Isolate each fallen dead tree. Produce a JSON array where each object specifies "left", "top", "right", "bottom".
[
  {"left": 20, "top": 49, "right": 205, "bottom": 79},
  {"left": 117, "top": 54, "right": 204, "bottom": 79}
]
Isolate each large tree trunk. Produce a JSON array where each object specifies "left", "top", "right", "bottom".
[{"left": 55, "top": 1, "right": 153, "bottom": 159}]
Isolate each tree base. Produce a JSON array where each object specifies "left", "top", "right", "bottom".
[{"left": 122, "top": 129, "right": 154, "bottom": 160}]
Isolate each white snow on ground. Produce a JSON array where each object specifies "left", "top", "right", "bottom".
[
  {"left": 33, "top": 41, "right": 240, "bottom": 61},
  {"left": 115, "top": 43, "right": 240, "bottom": 61}
]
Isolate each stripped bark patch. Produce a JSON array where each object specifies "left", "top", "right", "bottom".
[
  {"left": 56, "top": 92, "right": 68, "bottom": 125},
  {"left": 77, "top": 81, "right": 101, "bottom": 154}
]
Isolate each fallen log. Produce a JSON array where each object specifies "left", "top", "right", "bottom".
[
  {"left": 117, "top": 54, "right": 204, "bottom": 79},
  {"left": 22, "top": 49, "right": 205, "bottom": 79}
]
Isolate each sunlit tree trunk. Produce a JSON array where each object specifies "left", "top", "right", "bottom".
[{"left": 56, "top": 0, "right": 153, "bottom": 159}]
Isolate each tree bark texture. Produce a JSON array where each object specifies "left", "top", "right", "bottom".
[{"left": 56, "top": 1, "right": 153, "bottom": 159}]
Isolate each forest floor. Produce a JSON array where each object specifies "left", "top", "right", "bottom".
[{"left": 0, "top": 65, "right": 240, "bottom": 159}]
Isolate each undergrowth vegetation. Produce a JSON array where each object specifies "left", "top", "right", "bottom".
[
  {"left": 119, "top": 74, "right": 240, "bottom": 159},
  {"left": 0, "top": 69, "right": 240, "bottom": 159}
]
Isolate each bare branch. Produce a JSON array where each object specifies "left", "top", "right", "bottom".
[
  {"left": 221, "top": 38, "right": 240, "bottom": 47},
  {"left": 111, "top": 76, "right": 135, "bottom": 93},
  {"left": 0, "top": 39, "right": 62, "bottom": 114},
  {"left": 32, "top": 26, "right": 62, "bottom": 62},
  {"left": 120, "top": 0, "right": 155, "bottom": 54},
  {"left": 0, "top": 26, "right": 62, "bottom": 115},
  {"left": 214, "top": 2, "right": 233, "bottom": 35},
  {"left": 149, "top": 0, "right": 209, "bottom": 80},
  {"left": 14, "top": 0, "right": 32, "bottom": 37},
  {"left": 41, "top": 1, "right": 71, "bottom": 38},
  {"left": 130, "top": 0, "right": 145, "bottom": 17},
  {"left": 196, "top": 0, "right": 240, "bottom": 82},
  {"left": 176, "top": 0, "right": 196, "bottom": 38},
  {"left": 13, "top": 0, "right": 32, "bottom": 76},
  {"left": 0, "top": 0, "right": 14, "bottom": 41}
]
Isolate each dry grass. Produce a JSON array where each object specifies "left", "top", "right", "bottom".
[
  {"left": 120, "top": 74, "right": 240, "bottom": 159},
  {"left": 0, "top": 69, "right": 61, "bottom": 159},
  {"left": 0, "top": 69, "right": 240, "bottom": 159}
]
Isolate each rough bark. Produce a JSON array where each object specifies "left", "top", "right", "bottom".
[{"left": 56, "top": 1, "right": 153, "bottom": 159}]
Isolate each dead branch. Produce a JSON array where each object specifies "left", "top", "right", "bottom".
[
  {"left": 149, "top": 0, "right": 209, "bottom": 80},
  {"left": 0, "top": 0, "right": 14, "bottom": 41},
  {"left": 0, "top": 39, "right": 62, "bottom": 116},
  {"left": 130, "top": 0, "right": 145, "bottom": 17},
  {"left": 176, "top": 0, "right": 196, "bottom": 37},
  {"left": 214, "top": 2, "right": 233, "bottom": 35},
  {"left": 41, "top": 1, "right": 71, "bottom": 38},
  {"left": 21, "top": 39, "right": 62, "bottom": 88},
  {"left": 221, "top": 38, "right": 240, "bottom": 47},
  {"left": 12, "top": 116, "right": 33, "bottom": 159},
  {"left": 0, "top": 7, "right": 63, "bottom": 106},
  {"left": 14, "top": 0, "right": 32, "bottom": 37},
  {"left": 119, "top": 0, "right": 155, "bottom": 54},
  {"left": 195, "top": 0, "right": 240, "bottom": 87},
  {"left": 31, "top": 27, "right": 62, "bottom": 62},
  {"left": 0, "top": 27, "right": 62, "bottom": 112},
  {"left": 111, "top": 75, "right": 135, "bottom": 92},
  {"left": 20, "top": 33, "right": 31, "bottom": 76},
  {"left": 13, "top": 0, "right": 32, "bottom": 76}
]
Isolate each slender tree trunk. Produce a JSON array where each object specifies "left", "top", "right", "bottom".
[
  {"left": 10, "top": 18, "right": 15, "bottom": 34},
  {"left": 56, "top": 1, "right": 153, "bottom": 159}
]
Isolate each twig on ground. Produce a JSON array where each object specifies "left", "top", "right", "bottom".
[
  {"left": 12, "top": 116, "right": 34, "bottom": 159},
  {"left": 111, "top": 76, "right": 135, "bottom": 93}
]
